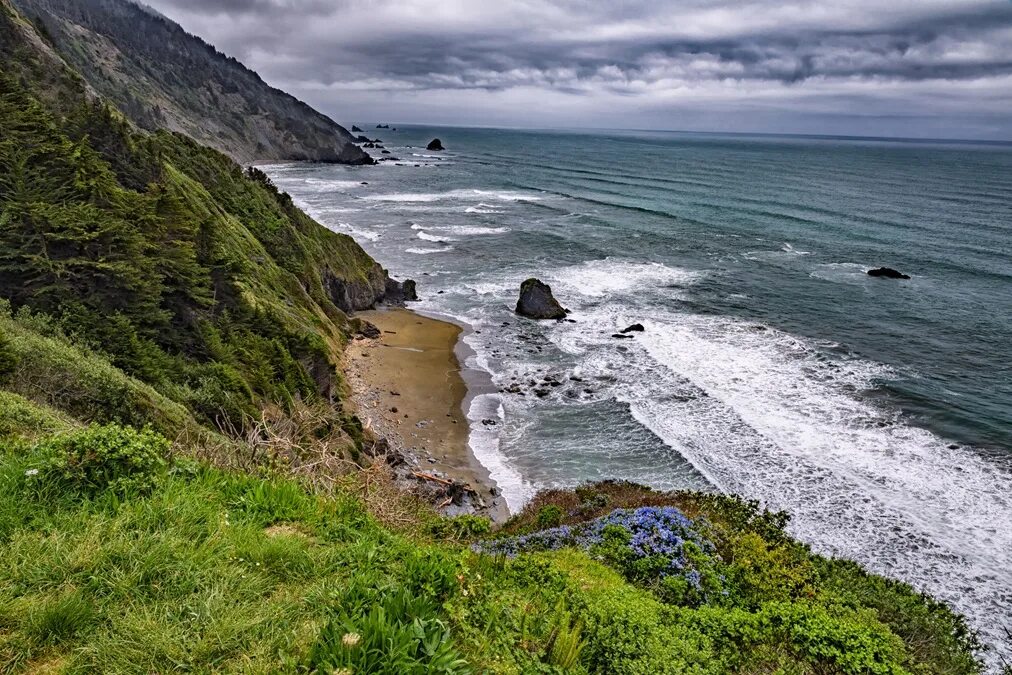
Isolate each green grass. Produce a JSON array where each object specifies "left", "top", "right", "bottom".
[{"left": 0, "top": 434, "right": 984, "bottom": 674}]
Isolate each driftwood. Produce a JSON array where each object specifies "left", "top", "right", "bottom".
[{"left": 412, "top": 471, "right": 454, "bottom": 486}]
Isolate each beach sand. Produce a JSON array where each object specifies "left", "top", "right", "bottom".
[{"left": 344, "top": 307, "right": 507, "bottom": 520}]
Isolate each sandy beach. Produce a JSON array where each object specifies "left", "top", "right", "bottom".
[{"left": 344, "top": 307, "right": 507, "bottom": 520}]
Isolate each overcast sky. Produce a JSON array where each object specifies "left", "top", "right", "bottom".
[{"left": 140, "top": 0, "right": 1012, "bottom": 140}]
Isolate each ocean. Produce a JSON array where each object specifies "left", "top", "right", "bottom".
[{"left": 264, "top": 126, "right": 1012, "bottom": 660}]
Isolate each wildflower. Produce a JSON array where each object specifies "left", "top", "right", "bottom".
[
  {"left": 341, "top": 632, "right": 361, "bottom": 648},
  {"left": 24, "top": 468, "right": 39, "bottom": 477}
]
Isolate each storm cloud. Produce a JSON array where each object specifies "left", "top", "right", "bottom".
[{"left": 139, "top": 0, "right": 1012, "bottom": 139}]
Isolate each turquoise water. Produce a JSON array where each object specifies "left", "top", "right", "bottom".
[{"left": 265, "top": 127, "right": 1012, "bottom": 660}]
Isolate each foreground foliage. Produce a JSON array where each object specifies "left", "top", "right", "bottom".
[{"left": 0, "top": 426, "right": 983, "bottom": 674}]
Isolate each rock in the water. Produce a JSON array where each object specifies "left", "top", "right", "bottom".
[
  {"left": 611, "top": 333, "right": 635, "bottom": 339},
  {"left": 356, "top": 135, "right": 371, "bottom": 143},
  {"left": 376, "top": 124, "right": 389, "bottom": 129},
  {"left": 352, "top": 125, "right": 363, "bottom": 132},
  {"left": 620, "top": 323, "right": 645, "bottom": 333},
  {"left": 867, "top": 267, "right": 911, "bottom": 280},
  {"left": 426, "top": 138, "right": 445, "bottom": 151},
  {"left": 515, "top": 278, "right": 567, "bottom": 320}
]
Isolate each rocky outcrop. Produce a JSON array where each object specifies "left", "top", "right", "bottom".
[
  {"left": 620, "top": 323, "right": 645, "bottom": 333},
  {"left": 868, "top": 267, "right": 911, "bottom": 279},
  {"left": 384, "top": 277, "right": 418, "bottom": 304},
  {"left": 516, "top": 278, "right": 568, "bottom": 320},
  {"left": 426, "top": 138, "right": 445, "bottom": 151},
  {"left": 352, "top": 125, "right": 363, "bottom": 132},
  {"left": 322, "top": 263, "right": 418, "bottom": 313}
]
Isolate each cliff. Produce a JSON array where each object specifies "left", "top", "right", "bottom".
[{"left": 11, "top": 0, "right": 372, "bottom": 165}]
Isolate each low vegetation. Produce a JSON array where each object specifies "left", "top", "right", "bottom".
[{"left": 0, "top": 420, "right": 984, "bottom": 673}]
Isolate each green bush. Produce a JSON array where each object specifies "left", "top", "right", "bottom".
[
  {"left": 536, "top": 505, "right": 565, "bottom": 529},
  {"left": 33, "top": 424, "right": 170, "bottom": 496},
  {"left": 428, "top": 514, "right": 492, "bottom": 541}
]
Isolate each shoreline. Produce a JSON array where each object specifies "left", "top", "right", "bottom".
[{"left": 344, "top": 306, "right": 509, "bottom": 521}]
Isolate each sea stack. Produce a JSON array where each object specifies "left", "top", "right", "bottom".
[
  {"left": 867, "top": 267, "right": 911, "bottom": 279},
  {"left": 426, "top": 138, "right": 445, "bottom": 151},
  {"left": 516, "top": 278, "right": 567, "bottom": 320},
  {"left": 352, "top": 125, "right": 363, "bottom": 132}
]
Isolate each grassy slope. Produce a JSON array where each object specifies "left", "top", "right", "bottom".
[{"left": 0, "top": 436, "right": 984, "bottom": 674}]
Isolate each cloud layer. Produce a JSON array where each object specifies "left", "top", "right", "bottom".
[{"left": 140, "top": 0, "right": 1012, "bottom": 139}]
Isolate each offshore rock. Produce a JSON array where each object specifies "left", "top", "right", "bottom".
[
  {"left": 620, "top": 323, "right": 645, "bottom": 333},
  {"left": 426, "top": 138, "right": 445, "bottom": 151},
  {"left": 868, "top": 267, "right": 911, "bottom": 279},
  {"left": 352, "top": 125, "right": 363, "bottom": 132},
  {"left": 516, "top": 278, "right": 567, "bottom": 320}
]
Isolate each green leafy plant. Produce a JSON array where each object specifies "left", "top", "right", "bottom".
[{"left": 34, "top": 423, "right": 169, "bottom": 496}]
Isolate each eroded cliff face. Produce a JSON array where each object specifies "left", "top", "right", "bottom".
[
  {"left": 13, "top": 0, "right": 372, "bottom": 165},
  {"left": 322, "top": 263, "right": 417, "bottom": 313}
]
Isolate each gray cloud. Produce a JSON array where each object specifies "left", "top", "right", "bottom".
[{"left": 138, "top": 0, "right": 1012, "bottom": 139}]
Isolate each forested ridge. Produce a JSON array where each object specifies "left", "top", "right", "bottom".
[
  {"left": 12, "top": 0, "right": 372, "bottom": 164},
  {"left": 0, "top": 0, "right": 994, "bottom": 672}
]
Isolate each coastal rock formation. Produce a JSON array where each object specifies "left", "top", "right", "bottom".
[
  {"left": 352, "top": 125, "right": 363, "bottom": 132},
  {"left": 384, "top": 277, "right": 418, "bottom": 304},
  {"left": 516, "top": 278, "right": 568, "bottom": 320},
  {"left": 621, "top": 323, "right": 645, "bottom": 333},
  {"left": 426, "top": 138, "right": 445, "bottom": 151},
  {"left": 376, "top": 123, "right": 390, "bottom": 129},
  {"left": 868, "top": 267, "right": 911, "bottom": 279}
]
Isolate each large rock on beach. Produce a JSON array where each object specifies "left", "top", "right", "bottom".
[
  {"left": 515, "top": 278, "right": 567, "bottom": 320},
  {"left": 867, "top": 267, "right": 911, "bottom": 279},
  {"left": 426, "top": 138, "right": 445, "bottom": 151}
]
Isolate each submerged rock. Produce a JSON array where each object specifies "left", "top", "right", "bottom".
[
  {"left": 867, "top": 267, "right": 911, "bottom": 279},
  {"left": 426, "top": 138, "right": 445, "bottom": 151},
  {"left": 516, "top": 278, "right": 567, "bottom": 320}
]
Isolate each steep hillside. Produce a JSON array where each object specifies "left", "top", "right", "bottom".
[
  {"left": 0, "top": 0, "right": 404, "bottom": 448},
  {"left": 11, "top": 0, "right": 372, "bottom": 164}
]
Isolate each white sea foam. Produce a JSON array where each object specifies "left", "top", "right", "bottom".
[
  {"left": 549, "top": 258, "right": 704, "bottom": 298},
  {"left": 466, "top": 393, "right": 533, "bottom": 512},
  {"left": 544, "top": 304, "right": 1012, "bottom": 656},
  {"left": 362, "top": 189, "right": 542, "bottom": 203},
  {"left": 335, "top": 222, "right": 382, "bottom": 241},
  {"left": 416, "top": 230, "right": 456, "bottom": 242},
  {"left": 781, "top": 242, "right": 812, "bottom": 255},
  {"left": 465, "top": 203, "right": 503, "bottom": 214},
  {"left": 405, "top": 246, "right": 454, "bottom": 254}
]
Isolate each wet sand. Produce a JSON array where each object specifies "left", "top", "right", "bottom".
[{"left": 344, "top": 307, "right": 507, "bottom": 520}]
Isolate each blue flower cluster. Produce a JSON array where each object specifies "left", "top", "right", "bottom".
[{"left": 474, "top": 506, "right": 716, "bottom": 582}]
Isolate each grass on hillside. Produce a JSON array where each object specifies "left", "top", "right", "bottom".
[{"left": 0, "top": 421, "right": 984, "bottom": 674}]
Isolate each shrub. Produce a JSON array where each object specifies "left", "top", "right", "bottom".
[
  {"left": 428, "top": 515, "right": 492, "bottom": 542},
  {"left": 0, "top": 327, "right": 16, "bottom": 380},
  {"left": 536, "top": 505, "right": 565, "bottom": 529},
  {"left": 33, "top": 424, "right": 169, "bottom": 496},
  {"left": 475, "top": 506, "right": 723, "bottom": 605}
]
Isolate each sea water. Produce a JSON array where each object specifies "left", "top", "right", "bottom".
[{"left": 264, "top": 126, "right": 1012, "bottom": 661}]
